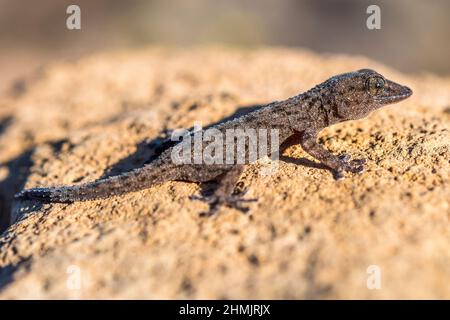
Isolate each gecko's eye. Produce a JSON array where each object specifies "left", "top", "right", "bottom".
[{"left": 366, "top": 76, "right": 385, "bottom": 96}]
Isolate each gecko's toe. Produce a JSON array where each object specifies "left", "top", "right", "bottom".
[
  {"left": 346, "top": 166, "right": 364, "bottom": 174},
  {"left": 338, "top": 153, "right": 351, "bottom": 162},
  {"left": 348, "top": 159, "right": 366, "bottom": 174},
  {"left": 351, "top": 158, "right": 366, "bottom": 166},
  {"left": 354, "top": 165, "right": 365, "bottom": 174},
  {"left": 333, "top": 170, "right": 346, "bottom": 180}
]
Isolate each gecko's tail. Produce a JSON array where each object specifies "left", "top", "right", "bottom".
[
  {"left": 15, "top": 163, "right": 175, "bottom": 203},
  {"left": 15, "top": 187, "right": 63, "bottom": 202}
]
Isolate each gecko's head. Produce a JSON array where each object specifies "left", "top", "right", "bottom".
[{"left": 325, "top": 69, "right": 412, "bottom": 121}]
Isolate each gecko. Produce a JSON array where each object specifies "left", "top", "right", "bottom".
[{"left": 15, "top": 69, "right": 412, "bottom": 215}]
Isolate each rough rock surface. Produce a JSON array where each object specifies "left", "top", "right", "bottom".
[{"left": 0, "top": 47, "right": 449, "bottom": 299}]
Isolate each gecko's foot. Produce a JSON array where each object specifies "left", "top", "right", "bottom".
[
  {"left": 190, "top": 194, "right": 257, "bottom": 217},
  {"left": 333, "top": 155, "right": 366, "bottom": 180}
]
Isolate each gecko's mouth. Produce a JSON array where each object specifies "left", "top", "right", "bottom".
[{"left": 375, "top": 84, "right": 412, "bottom": 104}]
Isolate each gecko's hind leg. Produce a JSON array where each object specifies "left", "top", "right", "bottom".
[{"left": 190, "top": 165, "right": 257, "bottom": 216}]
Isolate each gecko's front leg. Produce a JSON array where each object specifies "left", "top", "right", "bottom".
[{"left": 299, "top": 129, "right": 365, "bottom": 180}]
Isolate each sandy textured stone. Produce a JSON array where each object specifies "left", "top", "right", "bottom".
[{"left": 0, "top": 47, "right": 449, "bottom": 299}]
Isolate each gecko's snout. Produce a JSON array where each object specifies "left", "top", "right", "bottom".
[
  {"left": 394, "top": 84, "right": 413, "bottom": 102},
  {"left": 403, "top": 85, "right": 413, "bottom": 98}
]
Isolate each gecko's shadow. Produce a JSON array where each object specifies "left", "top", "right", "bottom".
[{"left": 279, "top": 155, "right": 328, "bottom": 170}]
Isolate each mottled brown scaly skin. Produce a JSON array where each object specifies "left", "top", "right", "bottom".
[{"left": 16, "top": 69, "right": 412, "bottom": 215}]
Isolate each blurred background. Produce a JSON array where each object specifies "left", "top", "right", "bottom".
[{"left": 0, "top": 0, "right": 449, "bottom": 93}]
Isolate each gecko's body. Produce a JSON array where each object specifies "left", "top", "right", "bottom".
[{"left": 16, "top": 69, "right": 412, "bottom": 214}]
